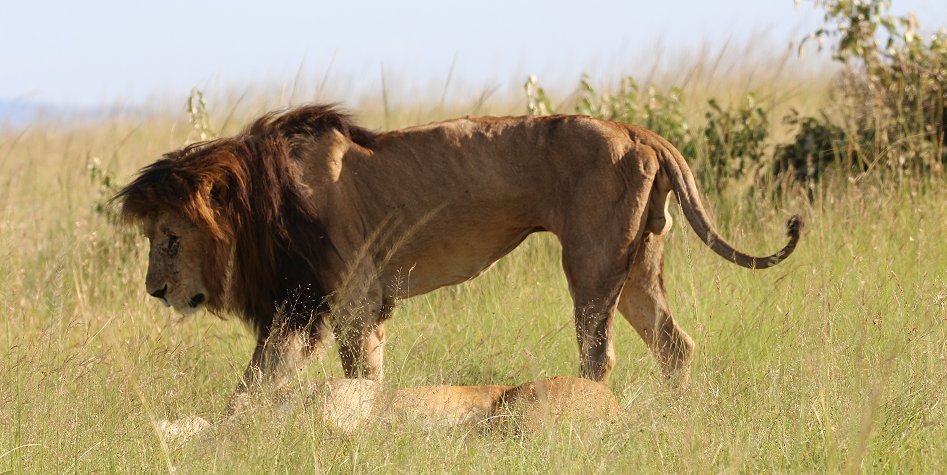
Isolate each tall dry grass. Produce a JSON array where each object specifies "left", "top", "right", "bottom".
[{"left": 1, "top": 28, "right": 945, "bottom": 471}]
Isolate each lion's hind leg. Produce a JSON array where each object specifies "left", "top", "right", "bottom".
[
  {"left": 618, "top": 232, "right": 694, "bottom": 382},
  {"left": 561, "top": 253, "right": 627, "bottom": 383},
  {"left": 559, "top": 219, "right": 645, "bottom": 382},
  {"left": 556, "top": 184, "right": 658, "bottom": 382}
]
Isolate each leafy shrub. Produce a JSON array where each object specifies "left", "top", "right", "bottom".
[
  {"left": 703, "top": 95, "right": 769, "bottom": 188},
  {"left": 773, "top": 109, "right": 854, "bottom": 186},
  {"left": 793, "top": 0, "right": 947, "bottom": 179}
]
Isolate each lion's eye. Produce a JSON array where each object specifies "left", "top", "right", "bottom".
[{"left": 167, "top": 235, "right": 180, "bottom": 257}]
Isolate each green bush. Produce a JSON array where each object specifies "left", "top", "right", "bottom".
[
  {"left": 703, "top": 95, "right": 769, "bottom": 188},
  {"left": 794, "top": 0, "right": 947, "bottom": 179},
  {"left": 773, "top": 110, "right": 850, "bottom": 186}
]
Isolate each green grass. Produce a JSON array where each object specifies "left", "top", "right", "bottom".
[{"left": 1, "top": 101, "right": 945, "bottom": 473}]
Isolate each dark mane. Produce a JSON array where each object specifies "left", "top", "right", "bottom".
[
  {"left": 111, "top": 104, "right": 373, "bottom": 337},
  {"left": 246, "top": 104, "right": 377, "bottom": 149}
]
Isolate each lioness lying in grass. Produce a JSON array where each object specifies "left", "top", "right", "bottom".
[
  {"left": 160, "top": 376, "right": 620, "bottom": 443},
  {"left": 310, "top": 376, "right": 621, "bottom": 434}
]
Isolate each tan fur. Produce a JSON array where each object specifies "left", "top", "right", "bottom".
[
  {"left": 116, "top": 105, "right": 801, "bottom": 409},
  {"left": 157, "top": 376, "right": 620, "bottom": 445},
  {"left": 489, "top": 377, "right": 623, "bottom": 432},
  {"left": 140, "top": 210, "right": 214, "bottom": 315},
  {"left": 307, "top": 377, "right": 620, "bottom": 433}
]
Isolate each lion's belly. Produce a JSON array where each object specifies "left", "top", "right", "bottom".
[{"left": 381, "top": 225, "right": 536, "bottom": 298}]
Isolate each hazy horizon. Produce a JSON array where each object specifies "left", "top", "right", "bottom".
[{"left": 2, "top": 0, "right": 946, "bottom": 113}]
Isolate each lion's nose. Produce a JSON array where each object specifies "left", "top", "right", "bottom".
[{"left": 149, "top": 284, "right": 168, "bottom": 300}]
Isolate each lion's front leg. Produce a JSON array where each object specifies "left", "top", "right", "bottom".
[
  {"left": 332, "top": 311, "right": 387, "bottom": 381},
  {"left": 323, "top": 266, "right": 391, "bottom": 380},
  {"left": 227, "top": 318, "right": 334, "bottom": 415}
]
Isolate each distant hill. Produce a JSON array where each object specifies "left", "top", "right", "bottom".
[
  {"left": 0, "top": 99, "right": 50, "bottom": 126},
  {"left": 0, "top": 99, "right": 130, "bottom": 128}
]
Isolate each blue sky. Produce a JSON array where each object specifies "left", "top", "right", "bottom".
[{"left": 1, "top": 0, "right": 945, "bottom": 108}]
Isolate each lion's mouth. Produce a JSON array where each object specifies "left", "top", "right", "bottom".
[{"left": 188, "top": 293, "right": 206, "bottom": 308}]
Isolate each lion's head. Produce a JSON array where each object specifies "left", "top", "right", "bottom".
[
  {"left": 138, "top": 209, "right": 216, "bottom": 314},
  {"left": 112, "top": 105, "right": 369, "bottom": 333},
  {"left": 112, "top": 142, "right": 238, "bottom": 317}
]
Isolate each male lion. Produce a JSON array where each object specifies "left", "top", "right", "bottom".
[{"left": 114, "top": 105, "right": 800, "bottom": 410}]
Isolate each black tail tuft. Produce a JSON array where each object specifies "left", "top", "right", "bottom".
[{"left": 787, "top": 215, "right": 803, "bottom": 238}]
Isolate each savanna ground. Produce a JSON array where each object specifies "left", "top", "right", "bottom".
[{"left": 2, "top": 8, "right": 947, "bottom": 472}]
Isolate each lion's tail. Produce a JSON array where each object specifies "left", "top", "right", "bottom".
[{"left": 658, "top": 145, "right": 802, "bottom": 269}]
